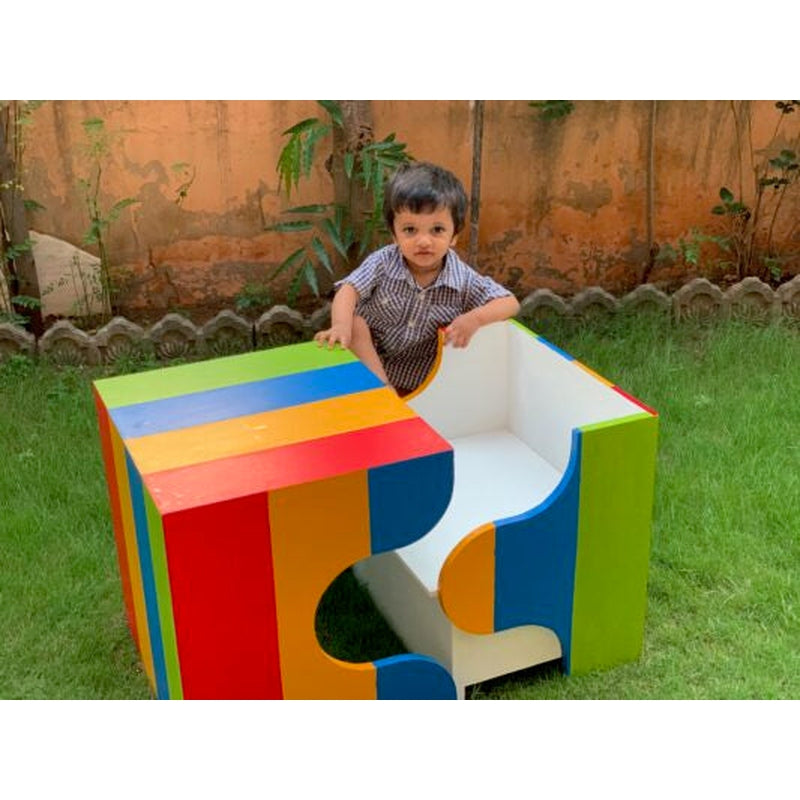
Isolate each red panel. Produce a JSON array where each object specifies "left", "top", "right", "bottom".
[
  {"left": 162, "top": 493, "right": 283, "bottom": 699},
  {"left": 93, "top": 388, "right": 139, "bottom": 648},
  {"left": 612, "top": 385, "right": 658, "bottom": 417},
  {"left": 147, "top": 416, "right": 452, "bottom": 514}
]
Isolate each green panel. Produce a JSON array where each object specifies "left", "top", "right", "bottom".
[
  {"left": 145, "top": 489, "right": 183, "bottom": 700},
  {"left": 94, "top": 341, "right": 357, "bottom": 409},
  {"left": 509, "top": 317, "right": 540, "bottom": 339},
  {"left": 570, "top": 414, "right": 659, "bottom": 674}
]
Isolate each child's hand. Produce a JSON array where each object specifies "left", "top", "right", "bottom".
[
  {"left": 444, "top": 312, "right": 481, "bottom": 348},
  {"left": 314, "top": 324, "right": 352, "bottom": 349}
]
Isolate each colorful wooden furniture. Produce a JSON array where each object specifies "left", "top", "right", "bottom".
[
  {"left": 94, "top": 319, "right": 658, "bottom": 699},
  {"left": 93, "top": 344, "right": 457, "bottom": 699},
  {"left": 354, "top": 320, "right": 659, "bottom": 697}
]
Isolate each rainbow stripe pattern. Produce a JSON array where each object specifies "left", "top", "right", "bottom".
[{"left": 93, "top": 343, "right": 456, "bottom": 699}]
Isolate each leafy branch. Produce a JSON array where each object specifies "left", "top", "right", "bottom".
[
  {"left": 77, "top": 117, "right": 140, "bottom": 318},
  {"left": 266, "top": 101, "right": 411, "bottom": 306}
]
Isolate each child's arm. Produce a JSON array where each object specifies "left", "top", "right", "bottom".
[
  {"left": 444, "top": 294, "right": 521, "bottom": 348},
  {"left": 314, "top": 283, "right": 359, "bottom": 348}
]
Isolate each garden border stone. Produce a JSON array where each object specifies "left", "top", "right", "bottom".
[
  {"left": 724, "top": 277, "right": 778, "bottom": 323},
  {"left": 94, "top": 317, "right": 150, "bottom": 363},
  {"left": 148, "top": 313, "right": 201, "bottom": 360},
  {"left": 672, "top": 278, "right": 726, "bottom": 321},
  {"left": 0, "top": 322, "right": 36, "bottom": 361},
  {"left": 38, "top": 320, "right": 101, "bottom": 366},
  {"left": 3, "top": 276, "right": 799, "bottom": 367}
]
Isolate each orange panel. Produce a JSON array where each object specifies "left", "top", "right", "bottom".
[
  {"left": 92, "top": 390, "right": 138, "bottom": 647},
  {"left": 110, "top": 426, "right": 156, "bottom": 689},
  {"left": 268, "top": 472, "right": 375, "bottom": 699},
  {"left": 404, "top": 330, "right": 445, "bottom": 401},
  {"left": 438, "top": 523, "right": 496, "bottom": 635},
  {"left": 126, "top": 387, "right": 415, "bottom": 475},
  {"left": 573, "top": 360, "right": 615, "bottom": 387}
]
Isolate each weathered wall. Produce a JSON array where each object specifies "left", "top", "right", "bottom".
[{"left": 21, "top": 100, "right": 800, "bottom": 317}]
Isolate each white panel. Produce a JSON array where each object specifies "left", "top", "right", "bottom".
[
  {"left": 352, "top": 553, "right": 453, "bottom": 668},
  {"left": 353, "top": 553, "right": 562, "bottom": 699},
  {"left": 408, "top": 321, "right": 510, "bottom": 439},
  {"left": 352, "top": 320, "right": 653, "bottom": 698},
  {"left": 451, "top": 625, "right": 562, "bottom": 691},
  {"left": 396, "top": 431, "right": 562, "bottom": 592},
  {"left": 508, "top": 324, "right": 648, "bottom": 471}
]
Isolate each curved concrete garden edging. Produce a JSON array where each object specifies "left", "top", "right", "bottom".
[{"left": 1, "top": 275, "right": 798, "bottom": 366}]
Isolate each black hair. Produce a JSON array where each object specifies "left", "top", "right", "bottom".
[{"left": 383, "top": 161, "right": 468, "bottom": 235}]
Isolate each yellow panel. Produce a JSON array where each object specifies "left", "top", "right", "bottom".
[
  {"left": 126, "top": 387, "right": 415, "bottom": 475},
  {"left": 110, "top": 425, "right": 156, "bottom": 690},
  {"left": 268, "top": 472, "right": 376, "bottom": 699},
  {"left": 438, "top": 523, "right": 496, "bottom": 634}
]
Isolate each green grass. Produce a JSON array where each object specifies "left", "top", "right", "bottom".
[{"left": 1, "top": 315, "right": 798, "bottom": 699}]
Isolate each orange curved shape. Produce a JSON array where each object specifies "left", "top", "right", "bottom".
[
  {"left": 268, "top": 471, "right": 376, "bottom": 699},
  {"left": 438, "top": 523, "right": 496, "bottom": 635},
  {"left": 404, "top": 329, "right": 446, "bottom": 401}
]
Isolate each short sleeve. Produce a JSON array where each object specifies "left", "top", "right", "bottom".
[
  {"left": 334, "top": 250, "right": 383, "bottom": 301},
  {"left": 463, "top": 270, "right": 513, "bottom": 310}
]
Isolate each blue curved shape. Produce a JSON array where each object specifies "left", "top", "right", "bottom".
[
  {"left": 368, "top": 450, "right": 454, "bottom": 553},
  {"left": 375, "top": 654, "right": 457, "bottom": 699},
  {"left": 493, "top": 428, "right": 583, "bottom": 673}
]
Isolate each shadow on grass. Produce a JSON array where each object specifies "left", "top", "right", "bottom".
[
  {"left": 316, "top": 567, "right": 565, "bottom": 700},
  {"left": 466, "top": 659, "right": 564, "bottom": 699},
  {"left": 315, "top": 568, "right": 407, "bottom": 663}
]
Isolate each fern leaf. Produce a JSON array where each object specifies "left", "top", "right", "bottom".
[
  {"left": 267, "top": 247, "right": 305, "bottom": 281},
  {"left": 284, "top": 204, "right": 332, "bottom": 215},
  {"left": 303, "top": 258, "right": 320, "bottom": 296},
  {"left": 265, "top": 220, "right": 314, "bottom": 232},
  {"left": 317, "top": 101, "right": 343, "bottom": 127},
  {"left": 321, "top": 218, "right": 349, "bottom": 258},
  {"left": 311, "top": 236, "right": 333, "bottom": 275},
  {"left": 281, "top": 117, "right": 321, "bottom": 136}
]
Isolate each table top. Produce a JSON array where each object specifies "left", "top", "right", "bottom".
[{"left": 94, "top": 342, "right": 452, "bottom": 515}]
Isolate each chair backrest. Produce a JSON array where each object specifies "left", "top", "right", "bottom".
[{"left": 411, "top": 321, "right": 649, "bottom": 472}]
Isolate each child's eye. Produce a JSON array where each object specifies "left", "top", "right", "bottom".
[
  {"left": 432, "top": 226, "right": 446, "bottom": 234},
  {"left": 402, "top": 227, "right": 416, "bottom": 235}
]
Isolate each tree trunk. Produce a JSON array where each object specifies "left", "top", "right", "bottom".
[
  {"left": 330, "top": 100, "right": 374, "bottom": 274},
  {"left": 0, "top": 102, "right": 43, "bottom": 336},
  {"left": 468, "top": 100, "right": 485, "bottom": 267}
]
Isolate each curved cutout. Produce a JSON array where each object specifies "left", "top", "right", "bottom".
[
  {"left": 437, "top": 429, "right": 583, "bottom": 669},
  {"left": 315, "top": 567, "right": 406, "bottom": 664},
  {"left": 314, "top": 565, "right": 456, "bottom": 699},
  {"left": 403, "top": 329, "right": 446, "bottom": 402}
]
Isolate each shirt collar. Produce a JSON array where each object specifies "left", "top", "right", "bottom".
[{"left": 387, "top": 245, "right": 463, "bottom": 290}]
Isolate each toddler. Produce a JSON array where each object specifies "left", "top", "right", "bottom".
[{"left": 314, "top": 161, "right": 520, "bottom": 394}]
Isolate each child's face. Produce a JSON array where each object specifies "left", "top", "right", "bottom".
[{"left": 391, "top": 206, "right": 457, "bottom": 277}]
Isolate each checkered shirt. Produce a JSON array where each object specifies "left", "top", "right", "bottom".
[{"left": 335, "top": 244, "right": 512, "bottom": 391}]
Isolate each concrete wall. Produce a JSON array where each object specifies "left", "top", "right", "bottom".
[{"left": 20, "top": 100, "right": 800, "bottom": 316}]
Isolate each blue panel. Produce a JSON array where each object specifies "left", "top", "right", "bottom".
[
  {"left": 535, "top": 336, "right": 575, "bottom": 362},
  {"left": 375, "top": 654, "right": 456, "bottom": 699},
  {"left": 110, "top": 362, "right": 383, "bottom": 438},
  {"left": 368, "top": 450, "right": 453, "bottom": 553},
  {"left": 126, "top": 452, "right": 169, "bottom": 700},
  {"left": 494, "top": 429, "right": 582, "bottom": 672}
]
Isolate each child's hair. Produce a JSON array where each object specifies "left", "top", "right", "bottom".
[{"left": 384, "top": 162, "right": 468, "bottom": 235}]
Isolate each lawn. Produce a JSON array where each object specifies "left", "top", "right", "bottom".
[{"left": 1, "top": 314, "right": 797, "bottom": 699}]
